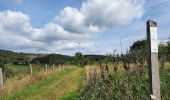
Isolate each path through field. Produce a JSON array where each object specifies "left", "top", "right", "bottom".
[{"left": 3, "top": 67, "right": 84, "bottom": 100}]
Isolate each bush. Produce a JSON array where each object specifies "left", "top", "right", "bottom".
[
  {"left": 3, "top": 66, "right": 15, "bottom": 78},
  {"left": 13, "top": 61, "right": 18, "bottom": 65}
]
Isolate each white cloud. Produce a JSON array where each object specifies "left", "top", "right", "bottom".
[
  {"left": 55, "top": 0, "right": 144, "bottom": 33},
  {"left": 0, "top": 10, "right": 32, "bottom": 35},
  {"left": 0, "top": 0, "right": 145, "bottom": 54},
  {"left": 54, "top": 7, "right": 101, "bottom": 35},
  {"left": 55, "top": 0, "right": 144, "bottom": 34},
  {"left": 81, "top": 0, "right": 144, "bottom": 27}
]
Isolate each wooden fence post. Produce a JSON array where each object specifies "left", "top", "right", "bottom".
[
  {"left": 30, "top": 64, "right": 33, "bottom": 74},
  {"left": 147, "top": 20, "right": 161, "bottom": 100},
  {"left": 0, "top": 68, "right": 3, "bottom": 89},
  {"left": 45, "top": 64, "right": 48, "bottom": 73}
]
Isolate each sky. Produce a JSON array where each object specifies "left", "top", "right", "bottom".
[{"left": 0, "top": 0, "right": 169, "bottom": 55}]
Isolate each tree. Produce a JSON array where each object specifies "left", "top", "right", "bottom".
[
  {"left": 130, "top": 40, "right": 147, "bottom": 51},
  {"left": 129, "top": 40, "right": 147, "bottom": 65},
  {"left": 74, "top": 52, "right": 84, "bottom": 67}
]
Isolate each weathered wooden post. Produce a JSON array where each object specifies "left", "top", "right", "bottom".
[
  {"left": 30, "top": 64, "right": 33, "bottom": 74},
  {"left": 147, "top": 20, "right": 161, "bottom": 100},
  {"left": 45, "top": 64, "right": 48, "bottom": 73},
  {"left": 0, "top": 68, "right": 3, "bottom": 89}
]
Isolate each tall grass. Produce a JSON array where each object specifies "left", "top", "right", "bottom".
[{"left": 78, "top": 63, "right": 170, "bottom": 100}]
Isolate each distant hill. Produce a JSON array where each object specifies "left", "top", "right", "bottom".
[
  {"left": 0, "top": 49, "right": 109, "bottom": 65},
  {"left": 33, "top": 54, "right": 73, "bottom": 65},
  {"left": 0, "top": 49, "right": 27, "bottom": 64},
  {"left": 0, "top": 49, "right": 74, "bottom": 65},
  {"left": 84, "top": 55, "right": 106, "bottom": 61}
]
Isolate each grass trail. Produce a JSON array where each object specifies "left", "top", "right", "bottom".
[{"left": 3, "top": 67, "right": 84, "bottom": 100}]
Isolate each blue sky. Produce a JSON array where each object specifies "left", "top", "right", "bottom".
[{"left": 0, "top": 0, "right": 169, "bottom": 55}]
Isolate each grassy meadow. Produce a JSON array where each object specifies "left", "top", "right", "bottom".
[
  {"left": 0, "top": 62, "right": 170, "bottom": 100},
  {"left": 0, "top": 65, "right": 85, "bottom": 100}
]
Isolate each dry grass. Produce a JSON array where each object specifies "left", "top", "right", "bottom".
[
  {"left": 85, "top": 63, "right": 127, "bottom": 80},
  {"left": 84, "top": 62, "right": 151, "bottom": 81}
]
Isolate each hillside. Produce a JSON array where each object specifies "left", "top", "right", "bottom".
[
  {"left": 0, "top": 49, "right": 73, "bottom": 65},
  {"left": 0, "top": 49, "right": 109, "bottom": 66},
  {"left": 0, "top": 49, "right": 26, "bottom": 65}
]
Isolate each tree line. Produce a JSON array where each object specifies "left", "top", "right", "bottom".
[{"left": 0, "top": 37, "right": 169, "bottom": 67}]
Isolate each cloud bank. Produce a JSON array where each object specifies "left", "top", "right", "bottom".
[{"left": 0, "top": 0, "right": 145, "bottom": 54}]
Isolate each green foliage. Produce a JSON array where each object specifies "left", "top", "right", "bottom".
[
  {"left": 77, "top": 38, "right": 170, "bottom": 99},
  {"left": 159, "top": 43, "right": 168, "bottom": 56},
  {"left": 83, "top": 55, "right": 106, "bottom": 65},
  {"left": 0, "top": 56, "right": 9, "bottom": 65},
  {"left": 74, "top": 52, "right": 85, "bottom": 67},
  {"left": 160, "top": 68, "right": 170, "bottom": 99},
  {"left": 104, "top": 53, "right": 113, "bottom": 63},
  {"left": 0, "top": 49, "right": 27, "bottom": 64},
  {"left": 3, "top": 66, "right": 15, "bottom": 78},
  {"left": 86, "top": 56, "right": 95, "bottom": 65},
  {"left": 3, "top": 64, "right": 29, "bottom": 78},
  {"left": 84, "top": 55, "right": 106, "bottom": 61},
  {"left": 130, "top": 39, "right": 170, "bottom": 62},
  {"left": 130, "top": 39, "right": 147, "bottom": 51},
  {"left": 46, "top": 54, "right": 72, "bottom": 65},
  {"left": 78, "top": 67, "right": 170, "bottom": 100}
]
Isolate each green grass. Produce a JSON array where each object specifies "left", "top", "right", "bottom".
[
  {"left": 3, "top": 64, "right": 59, "bottom": 79},
  {"left": 5, "top": 64, "right": 29, "bottom": 73},
  {"left": 2, "top": 64, "right": 169, "bottom": 100},
  {"left": 61, "top": 68, "right": 85, "bottom": 100},
  {"left": 3, "top": 68, "right": 73, "bottom": 100},
  {"left": 2, "top": 67, "right": 85, "bottom": 100},
  {"left": 160, "top": 68, "right": 170, "bottom": 99},
  {"left": 3, "top": 64, "right": 29, "bottom": 79}
]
